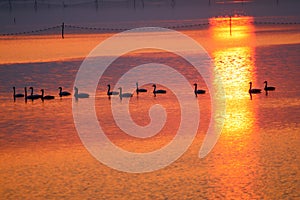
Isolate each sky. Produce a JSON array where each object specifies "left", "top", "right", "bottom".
[{"left": 1, "top": 0, "right": 300, "bottom": 33}]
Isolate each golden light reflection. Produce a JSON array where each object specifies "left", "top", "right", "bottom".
[
  {"left": 208, "top": 16, "right": 259, "bottom": 197},
  {"left": 210, "top": 16, "right": 256, "bottom": 134}
]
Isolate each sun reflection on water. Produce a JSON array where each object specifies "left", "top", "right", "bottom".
[{"left": 210, "top": 16, "right": 257, "bottom": 134}]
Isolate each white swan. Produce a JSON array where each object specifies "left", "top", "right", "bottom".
[
  {"left": 107, "top": 84, "right": 119, "bottom": 96},
  {"left": 136, "top": 82, "right": 147, "bottom": 94},
  {"left": 41, "top": 89, "right": 55, "bottom": 100},
  {"left": 58, "top": 87, "right": 71, "bottom": 97},
  {"left": 118, "top": 87, "right": 133, "bottom": 99},
  {"left": 74, "top": 87, "right": 89, "bottom": 98},
  {"left": 193, "top": 83, "right": 206, "bottom": 97},
  {"left": 249, "top": 82, "right": 261, "bottom": 94}
]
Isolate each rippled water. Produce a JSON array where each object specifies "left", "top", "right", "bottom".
[{"left": 0, "top": 21, "right": 299, "bottom": 199}]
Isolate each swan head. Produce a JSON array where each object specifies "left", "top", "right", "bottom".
[
  {"left": 29, "top": 87, "right": 33, "bottom": 90},
  {"left": 13, "top": 86, "right": 16, "bottom": 90},
  {"left": 152, "top": 84, "right": 156, "bottom": 87},
  {"left": 249, "top": 82, "right": 252, "bottom": 85},
  {"left": 40, "top": 89, "right": 44, "bottom": 92},
  {"left": 74, "top": 87, "right": 78, "bottom": 91},
  {"left": 107, "top": 84, "right": 110, "bottom": 87},
  {"left": 193, "top": 83, "right": 197, "bottom": 86},
  {"left": 264, "top": 81, "right": 267, "bottom": 84},
  {"left": 58, "top": 87, "right": 62, "bottom": 90}
]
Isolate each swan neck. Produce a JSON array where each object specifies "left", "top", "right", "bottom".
[{"left": 74, "top": 88, "right": 78, "bottom": 96}]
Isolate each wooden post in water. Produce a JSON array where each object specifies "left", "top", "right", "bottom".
[
  {"left": 61, "top": 22, "right": 65, "bottom": 39},
  {"left": 9, "top": 0, "right": 12, "bottom": 12},
  {"left": 229, "top": 16, "right": 232, "bottom": 36},
  {"left": 34, "top": 0, "right": 37, "bottom": 12},
  {"left": 141, "top": 0, "right": 144, "bottom": 8}
]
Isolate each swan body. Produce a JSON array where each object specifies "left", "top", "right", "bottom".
[
  {"left": 107, "top": 84, "right": 119, "bottom": 96},
  {"left": 27, "top": 87, "right": 42, "bottom": 99},
  {"left": 118, "top": 87, "right": 133, "bottom": 99},
  {"left": 58, "top": 87, "right": 71, "bottom": 97},
  {"left": 136, "top": 82, "right": 147, "bottom": 94},
  {"left": 74, "top": 87, "right": 89, "bottom": 98},
  {"left": 193, "top": 83, "right": 206, "bottom": 96},
  {"left": 249, "top": 82, "right": 261, "bottom": 94},
  {"left": 152, "top": 84, "right": 166, "bottom": 95},
  {"left": 13, "top": 87, "right": 24, "bottom": 99},
  {"left": 264, "top": 81, "right": 275, "bottom": 91},
  {"left": 41, "top": 89, "right": 55, "bottom": 100}
]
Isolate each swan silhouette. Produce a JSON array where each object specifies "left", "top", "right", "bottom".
[
  {"left": 136, "top": 82, "right": 147, "bottom": 94},
  {"left": 41, "top": 89, "right": 55, "bottom": 100},
  {"left": 107, "top": 84, "right": 119, "bottom": 96},
  {"left": 264, "top": 81, "right": 275, "bottom": 91},
  {"left": 118, "top": 87, "right": 133, "bottom": 99},
  {"left": 193, "top": 83, "right": 206, "bottom": 97},
  {"left": 74, "top": 87, "right": 89, "bottom": 98},
  {"left": 249, "top": 82, "right": 261, "bottom": 94},
  {"left": 152, "top": 84, "right": 166, "bottom": 97},
  {"left": 13, "top": 87, "right": 24, "bottom": 101},
  {"left": 58, "top": 87, "right": 71, "bottom": 97},
  {"left": 27, "top": 87, "right": 42, "bottom": 100}
]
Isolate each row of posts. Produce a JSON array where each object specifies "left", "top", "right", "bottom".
[
  {"left": 60, "top": 17, "right": 232, "bottom": 39},
  {"left": 8, "top": 0, "right": 281, "bottom": 12}
]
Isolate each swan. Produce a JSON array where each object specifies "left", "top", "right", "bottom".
[
  {"left": 13, "top": 87, "right": 24, "bottom": 100},
  {"left": 58, "top": 87, "right": 71, "bottom": 97},
  {"left": 136, "top": 82, "right": 147, "bottom": 94},
  {"left": 118, "top": 87, "right": 133, "bottom": 99},
  {"left": 107, "top": 84, "right": 119, "bottom": 96},
  {"left": 249, "top": 82, "right": 261, "bottom": 94},
  {"left": 27, "top": 87, "right": 42, "bottom": 99},
  {"left": 264, "top": 81, "right": 275, "bottom": 91},
  {"left": 41, "top": 89, "right": 55, "bottom": 100},
  {"left": 193, "top": 83, "right": 206, "bottom": 96},
  {"left": 152, "top": 84, "right": 166, "bottom": 96},
  {"left": 74, "top": 87, "right": 89, "bottom": 98}
]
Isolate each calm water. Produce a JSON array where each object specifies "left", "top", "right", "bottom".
[{"left": 0, "top": 18, "right": 300, "bottom": 199}]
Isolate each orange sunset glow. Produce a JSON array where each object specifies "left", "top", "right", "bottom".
[{"left": 1, "top": 0, "right": 300, "bottom": 199}]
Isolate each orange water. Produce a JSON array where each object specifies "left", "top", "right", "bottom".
[{"left": 0, "top": 18, "right": 300, "bottom": 199}]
